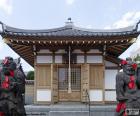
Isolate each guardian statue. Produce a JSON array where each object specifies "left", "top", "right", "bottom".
[
  {"left": 0, "top": 57, "right": 26, "bottom": 116},
  {"left": 116, "top": 57, "right": 140, "bottom": 116}
]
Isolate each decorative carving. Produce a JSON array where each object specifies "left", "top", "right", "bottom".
[
  {"left": 0, "top": 57, "right": 26, "bottom": 116},
  {"left": 116, "top": 57, "right": 140, "bottom": 116}
]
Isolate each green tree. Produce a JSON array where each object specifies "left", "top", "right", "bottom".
[
  {"left": 134, "top": 54, "right": 140, "bottom": 68},
  {"left": 27, "top": 71, "right": 34, "bottom": 80}
]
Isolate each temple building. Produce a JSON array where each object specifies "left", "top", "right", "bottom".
[{"left": 0, "top": 19, "right": 140, "bottom": 105}]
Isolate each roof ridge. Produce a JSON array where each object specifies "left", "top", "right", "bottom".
[
  {"left": 0, "top": 21, "right": 139, "bottom": 37},
  {"left": 73, "top": 25, "right": 135, "bottom": 33},
  {"left": 0, "top": 22, "right": 136, "bottom": 33}
]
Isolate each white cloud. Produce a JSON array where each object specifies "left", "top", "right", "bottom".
[
  {"left": 106, "top": 11, "right": 140, "bottom": 29},
  {"left": 65, "top": 0, "right": 75, "bottom": 5},
  {"left": 104, "top": 11, "right": 140, "bottom": 59},
  {"left": 0, "top": 0, "right": 13, "bottom": 15}
]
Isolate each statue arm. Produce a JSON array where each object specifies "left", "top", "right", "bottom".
[
  {"left": 116, "top": 73, "right": 126, "bottom": 102},
  {"left": 15, "top": 70, "right": 25, "bottom": 94},
  {"left": 0, "top": 72, "right": 1, "bottom": 87},
  {"left": 136, "top": 73, "right": 140, "bottom": 89}
]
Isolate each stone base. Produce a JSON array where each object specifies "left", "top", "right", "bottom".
[{"left": 25, "top": 103, "right": 116, "bottom": 116}]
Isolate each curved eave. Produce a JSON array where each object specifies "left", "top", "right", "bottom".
[
  {"left": 7, "top": 43, "right": 34, "bottom": 67},
  {"left": 5, "top": 38, "right": 131, "bottom": 67},
  {"left": 0, "top": 23, "right": 140, "bottom": 67},
  {"left": 2, "top": 31, "right": 139, "bottom": 38},
  {"left": 0, "top": 24, "right": 139, "bottom": 38}
]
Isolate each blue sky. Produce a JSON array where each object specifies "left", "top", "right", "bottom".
[{"left": 0, "top": 0, "right": 140, "bottom": 71}]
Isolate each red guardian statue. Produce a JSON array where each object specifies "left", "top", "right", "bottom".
[
  {"left": 0, "top": 57, "right": 26, "bottom": 116},
  {"left": 116, "top": 57, "right": 140, "bottom": 116}
]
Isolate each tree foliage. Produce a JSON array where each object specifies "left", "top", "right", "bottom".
[
  {"left": 134, "top": 54, "right": 140, "bottom": 68},
  {"left": 27, "top": 71, "right": 34, "bottom": 80}
]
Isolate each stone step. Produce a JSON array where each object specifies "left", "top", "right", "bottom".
[
  {"left": 49, "top": 111, "right": 89, "bottom": 116},
  {"left": 27, "top": 112, "right": 49, "bottom": 116},
  {"left": 25, "top": 105, "right": 116, "bottom": 116},
  {"left": 26, "top": 111, "right": 115, "bottom": 116}
]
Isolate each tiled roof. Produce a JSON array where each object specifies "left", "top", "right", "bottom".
[
  {"left": 0, "top": 22, "right": 139, "bottom": 37},
  {"left": 0, "top": 20, "right": 139, "bottom": 66}
]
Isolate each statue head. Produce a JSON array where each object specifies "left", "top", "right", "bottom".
[
  {"left": 1, "top": 57, "right": 17, "bottom": 76},
  {"left": 121, "top": 57, "right": 137, "bottom": 75}
]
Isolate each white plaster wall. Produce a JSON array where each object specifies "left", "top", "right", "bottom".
[
  {"left": 55, "top": 49, "right": 65, "bottom": 54},
  {"left": 55, "top": 55, "right": 62, "bottom": 63},
  {"left": 87, "top": 56, "right": 103, "bottom": 63},
  {"left": 77, "top": 55, "right": 84, "bottom": 63},
  {"left": 105, "top": 91, "right": 116, "bottom": 101},
  {"left": 105, "top": 61, "right": 118, "bottom": 67},
  {"left": 73, "top": 49, "right": 84, "bottom": 53},
  {"left": 37, "top": 89, "right": 51, "bottom": 101},
  {"left": 38, "top": 49, "right": 52, "bottom": 53},
  {"left": 37, "top": 55, "right": 52, "bottom": 63},
  {"left": 89, "top": 90, "right": 103, "bottom": 101},
  {"left": 87, "top": 49, "right": 102, "bottom": 53},
  {"left": 105, "top": 70, "right": 118, "bottom": 89}
]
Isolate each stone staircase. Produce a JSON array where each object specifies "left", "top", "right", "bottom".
[{"left": 25, "top": 103, "right": 116, "bottom": 116}]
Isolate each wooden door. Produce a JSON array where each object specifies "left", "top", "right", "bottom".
[
  {"left": 58, "top": 66, "right": 81, "bottom": 101},
  {"left": 90, "top": 65, "right": 104, "bottom": 89},
  {"left": 89, "top": 65, "right": 104, "bottom": 103},
  {"left": 35, "top": 65, "right": 51, "bottom": 104},
  {"left": 36, "top": 65, "right": 51, "bottom": 87}
]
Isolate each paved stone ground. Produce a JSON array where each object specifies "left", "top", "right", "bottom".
[{"left": 25, "top": 103, "right": 116, "bottom": 116}]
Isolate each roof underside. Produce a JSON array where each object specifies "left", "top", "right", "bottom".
[{"left": 0, "top": 23, "right": 140, "bottom": 67}]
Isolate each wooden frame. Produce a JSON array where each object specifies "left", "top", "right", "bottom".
[
  {"left": 58, "top": 65, "right": 81, "bottom": 102},
  {"left": 89, "top": 64, "right": 105, "bottom": 104},
  {"left": 104, "top": 63, "right": 119, "bottom": 104},
  {"left": 33, "top": 51, "right": 121, "bottom": 105},
  {"left": 34, "top": 61, "right": 52, "bottom": 104}
]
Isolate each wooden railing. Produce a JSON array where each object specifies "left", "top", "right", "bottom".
[{"left": 86, "top": 89, "right": 91, "bottom": 116}]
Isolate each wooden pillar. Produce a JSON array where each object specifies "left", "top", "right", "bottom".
[
  {"left": 81, "top": 64, "right": 90, "bottom": 102},
  {"left": 52, "top": 64, "right": 58, "bottom": 103},
  {"left": 34, "top": 56, "right": 37, "bottom": 104},
  {"left": 68, "top": 46, "right": 72, "bottom": 93}
]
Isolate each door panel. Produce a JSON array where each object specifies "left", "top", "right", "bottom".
[
  {"left": 90, "top": 65, "right": 104, "bottom": 89},
  {"left": 58, "top": 66, "right": 81, "bottom": 101},
  {"left": 89, "top": 65, "right": 104, "bottom": 103},
  {"left": 36, "top": 65, "right": 51, "bottom": 87},
  {"left": 59, "top": 90, "right": 81, "bottom": 101},
  {"left": 58, "top": 68, "right": 68, "bottom": 90}
]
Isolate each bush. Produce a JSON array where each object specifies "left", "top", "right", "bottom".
[{"left": 27, "top": 71, "right": 34, "bottom": 80}]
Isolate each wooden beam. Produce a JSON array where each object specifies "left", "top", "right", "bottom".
[
  {"left": 108, "top": 43, "right": 130, "bottom": 47},
  {"left": 15, "top": 46, "right": 30, "bottom": 51},
  {"left": 117, "top": 45, "right": 128, "bottom": 49},
  {"left": 111, "top": 46, "right": 123, "bottom": 52},
  {"left": 105, "top": 57, "right": 118, "bottom": 64},
  {"left": 107, "top": 48, "right": 121, "bottom": 55}
]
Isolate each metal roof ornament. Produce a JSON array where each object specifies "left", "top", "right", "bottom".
[
  {"left": 65, "top": 17, "right": 74, "bottom": 27},
  {"left": 68, "top": 17, "right": 72, "bottom": 22},
  {"left": 135, "top": 20, "right": 140, "bottom": 31},
  {"left": 0, "top": 21, "right": 4, "bottom": 33},
  {"left": 0, "top": 21, "right": 7, "bottom": 33}
]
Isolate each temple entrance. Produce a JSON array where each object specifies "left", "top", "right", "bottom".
[{"left": 58, "top": 66, "right": 81, "bottom": 101}]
